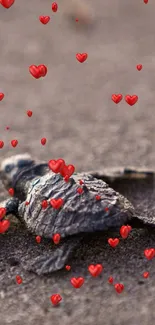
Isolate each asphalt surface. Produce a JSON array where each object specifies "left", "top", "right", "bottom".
[{"left": 0, "top": 0, "right": 155, "bottom": 324}]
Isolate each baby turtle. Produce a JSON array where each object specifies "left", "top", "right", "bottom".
[{"left": 0, "top": 154, "right": 138, "bottom": 274}]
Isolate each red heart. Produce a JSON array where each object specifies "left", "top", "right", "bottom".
[
  {"left": 8, "top": 188, "right": 14, "bottom": 196},
  {"left": 0, "top": 219, "right": 10, "bottom": 233},
  {"left": 39, "top": 16, "right": 50, "bottom": 25},
  {"left": 137, "top": 64, "right": 142, "bottom": 71},
  {"left": 111, "top": 94, "right": 123, "bottom": 104},
  {"left": 36, "top": 235, "right": 42, "bottom": 244},
  {"left": 70, "top": 277, "right": 84, "bottom": 288},
  {"left": 51, "top": 2, "right": 58, "bottom": 12},
  {"left": 50, "top": 294, "right": 62, "bottom": 305},
  {"left": 48, "top": 159, "right": 65, "bottom": 173},
  {"left": 77, "top": 187, "right": 83, "bottom": 194},
  {"left": 144, "top": 248, "right": 155, "bottom": 260},
  {"left": 11, "top": 139, "right": 18, "bottom": 147},
  {"left": 0, "top": 141, "right": 4, "bottom": 149},
  {"left": 108, "top": 238, "right": 119, "bottom": 247},
  {"left": 60, "top": 164, "right": 75, "bottom": 177},
  {"left": 0, "top": 207, "right": 6, "bottom": 220},
  {"left": 27, "top": 110, "right": 33, "bottom": 117},
  {"left": 38, "top": 64, "right": 47, "bottom": 77},
  {"left": 0, "top": 93, "right": 4, "bottom": 101},
  {"left": 50, "top": 198, "right": 64, "bottom": 209},
  {"left": 108, "top": 276, "right": 114, "bottom": 284},
  {"left": 115, "top": 283, "right": 124, "bottom": 293},
  {"left": 41, "top": 138, "right": 47, "bottom": 145},
  {"left": 143, "top": 271, "right": 149, "bottom": 278},
  {"left": 29, "top": 65, "right": 41, "bottom": 79},
  {"left": 143, "top": 0, "right": 148, "bottom": 3},
  {"left": 95, "top": 195, "right": 101, "bottom": 200},
  {"left": 16, "top": 275, "right": 23, "bottom": 284},
  {"left": 65, "top": 265, "right": 71, "bottom": 271},
  {"left": 0, "top": 0, "right": 15, "bottom": 8},
  {"left": 76, "top": 53, "right": 88, "bottom": 63},
  {"left": 88, "top": 264, "right": 103, "bottom": 277},
  {"left": 120, "top": 225, "right": 129, "bottom": 239},
  {"left": 52, "top": 233, "right": 61, "bottom": 244},
  {"left": 125, "top": 95, "right": 138, "bottom": 106}
]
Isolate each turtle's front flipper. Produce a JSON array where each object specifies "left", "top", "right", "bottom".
[
  {"left": 0, "top": 197, "right": 20, "bottom": 218},
  {"left": 22, "top": 236, "right": 82, "bottom": 275}
]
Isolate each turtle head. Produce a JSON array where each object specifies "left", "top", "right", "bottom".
[{"left": 0, "top": 153, "right": 34, "bottom": 188}]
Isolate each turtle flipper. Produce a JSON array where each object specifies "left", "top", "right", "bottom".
[
  {"left": 22, "top": 236, "right": 82, "bottom": 275},
  {"left": 0, "top": 197, "right": 20, "bottom": 217}
]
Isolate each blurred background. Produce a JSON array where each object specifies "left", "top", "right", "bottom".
[{"left": 0, "top": 0, "right": 155, "bottom": 172}]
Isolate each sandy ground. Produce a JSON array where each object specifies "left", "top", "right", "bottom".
[{"left": 0, "top": 0, "right": 155, "bottom": 324}]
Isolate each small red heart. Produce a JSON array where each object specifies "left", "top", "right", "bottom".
[
  {"left": 143, "top": 0, "right": 148, "bottom": 3},
  {"left": 52, "top": 233, "right": 61, "bottom": 244},
  {"left": 50, "top": 294, "right": 62, "bottom": 305},
  {"left": 120, "top": 225, "right": 129, "bottom": 239},
  {"left": 41, "top": 200, "right": 48, "bottom": 209},
  {"left": 11, "top": 139, "right": 18, "bottom": 147},
  {"left": 0, "top": 0, "right": 15, "bottom": 8},
  {"left": 0, "top": 219, "right": 10, "bottom": 233},
  {"left": 0, "top": 141, "right": 4, "bottom": 148},
  {"left": 60, "top": 164, "right": 75, "bottom": 178},
  {"left": 8, "top": 187, "right": 14, "bottom": 196},
  {"left": 48, "top": 159, "right": 65, "bottom": 173},
  {"left": 76, "top": 53, "right": 88, "bottom": 63},
  {"left": 108, "top": 238, "right": 119, "bottom": 248},
  {"left": 16, "top": 275, "right": 23, "bottom": 285},
  {"left": 41, "top": 138, "right": 47, "bottom": 145},
  {"left": 77, "top": 187, "right": 83, "bottom": 194},
  {"left": 70, "top": 277, "right": 84, "bottom": 288},
  {"left": 38, "top": 64, "right": 47, "bottom": 77},
  {"left": 88, "top": 264, "right": 103, "bottom": 277},
  {"left": 75, "top": 18, "right": 79, "bottom": 22},
  {"left": 144, "top": 248, "right": 155, "bottom": 260},
  {"left": 29, "top": 65, "right": 41, "bottom": 79},
  {"left": 65, "top": 265, "right": 71, "bottom": 271},
  {"left": 111, "top": 94, "right": 123, "bottom": 104},
  {"left": 27, "top": 110, "right": 33, "bottom": 117},
  {"left": 95, "top": 195, "right": 101, "bottom": 200},
  {"left": 143, "top": 271, "right": 149, "bottom": 278},
  {"left": 125, "top": 95, "right": 138, "bottom": 106},
  {"left": 115, "top": 283, "right": 124, "bottom": 294},
  {"left": 0, "top": 207, "right": 6, "bottom": 220},
  {"left": 108, "top": 276, "right": 114, "bottom": 284},
  {"left": 137, "top": 64, "right": 142, "bottom": 71},
  {"left": 51, "top": 2, "right": 58, "bottom": 12},
  {"left": 0, "top": 93, "right": 4, "bottom": 101},
  {"left": 50, "top": 198, "right": 64, "bottom": 209},
  {"left": 36, "top": 235, "right": 42, "bottom": 243},
  {"left": 79, "top": 179, "right": 84, "bottom": 185},
  {"left": 25, "top": 201, "right": 30, "bottom": 206},
  {"left": 39, "top": 16, "right": 50, "bottom": 25}
]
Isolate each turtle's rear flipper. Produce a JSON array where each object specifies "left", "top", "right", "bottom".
[{"left": 22, "top": 236, "right": 82, "bottom": 275}]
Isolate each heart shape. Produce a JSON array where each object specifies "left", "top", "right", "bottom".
[
  {"left": 48, "top": 159, "right": 65, "bottom": 173},
  {"left": 50, "top": 294, "right": 62, "bottom": 305},
  {"left": 125, "top": 95, "right": 138, "bottom": 106},
  {"left": 144, "top": 248, "right": 155, "bottom": 260},
  {"left": 60, "top": 164, "right": 75, "bottom": 177},
  {"left": 39, "top": 16, "right": 50, "bottom": 25},
  {"left": 70, "top": 277, "right": 84, "bottom": 288},
  {"left": 52, "top": 233, "right": 61, "bottom": 244},
  {"left": 108, "top": 238, "right": 119, "bottom": 248},
  {"left": 115, "top": 283, "right": 124, "bottom": 293},
  {"left": 88, "top": 264, "right": 103, "bottom": 277},
  {"left": 76, "top": 53, "right": 88, "bottom": 63},
  {"left": 50, "top": 198, "right": 64, "bottom": 209},
  {"left": 0, "top": 0, "right": 15, "bottom": 9},
  {"left": 29, "top": 65, "right": 41, "bottom": 79},
  {"left": 111, "top": 94, "right": 123, "bottom": 104},
  {"left": 120, "top": 225, "right": 129, "bottom": 239}
]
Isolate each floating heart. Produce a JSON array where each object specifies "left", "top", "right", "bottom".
[
  {"left": 41, "top": 138, "right": 46, "bottom": 145},
  {"left": 41, "top": 200, "right": 48, "bottom": 209},
  {"left": 108, "top": 276, "right": 114, "bottom": 284},
  {"left": 108, "top": 238, "right": 119, "bottom": 247},
  {"left": 11, "top": 139, "right": 18, "bottom": 147},
  {"left": 0, "top": 219, "right": 10, "bottom": 233},
  {"left": 143, "top": 271, "right": 149, "bottom": 278},
  {"left": 0, "top": 93, "right": 4, "bottom": 101},
  {"left": 77, "top": 187, "right": 83, "bottom": 194},
  {"left": 95, "top": 195, "right": 101, "bottom": 200},
  {"left": 48, "top": 159, "right": 65, "bottom": 173},
  {"left": 120, "top": 225, "right": 129, "bottom": 239},
  {"left": 0, "top": 0, "right": 15, "bottom": 8},
  {"left": 79, "top": 179, "right": 84, "bottom": 185},
  {"left": 51, "top": 2, "right": 58, "bottom": 12},
  {"left": 70, "top": 277, "right": 84, "bottom": 288},
  {"left": 27, "top": 110, "right": 33, "bottom": 117},
  {"left": 65, "top": 265, "right": 71, "bottom": 271},
  {"left": 144, "top": 248, "right": 155, "bottom": 260},
  {"left": 143, "top": 0, "right": 148, "bottom": 3},
  {"left": 50, "top": 198, "right": 64, "bottom": 209},
  {"left": 38, "top": 64, "right": 47, "bottom": 77},
  {"left": 125, "top": 95, "right": 138, "bottom": 106},
  {"left": 76, "top": 53, "right": 88, "bottom": 63},
  {"left": 16, "top": 275, "right": 23, "bottom": 284},
  {"left": 60, "top": 164, "right": 75, "bottom": 177},
  {"left": 39, "top": 16, "right": 50, "bottom": 24},
  {"left": 0, "top": 207, "right": 6, "bottom": 220},
  {"left": 0, "top": 141, "right": 4, "bottom": 148},
  {"left": 36, "top": 235, "right": 41, "bottom": 243},
  {"left": 52, "top": 233, "right": 61, "bottom": 244},
  {"left": 137, "top": 64, "right": 142, "bottom": 71},
  {"left": 50, "top": 294, "right": 62, "bottom": 305},
  {"left": 8, "top": 188, "right": 14, "bottom": 196},
  {"left": 115, "top": 283, "right": 124, "bottom": 293},
  {"left": 111, "top": 94, "right": 123, "bottom": 104},
  {"left": 88, "top": 264, "right": 103, "bottom": 277},
  {"left": 29, "top": 65, "right": 41, "bottom": 79}
]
